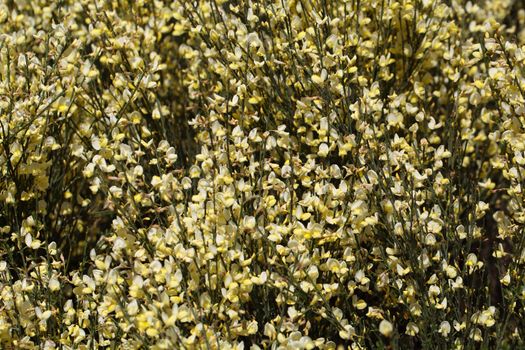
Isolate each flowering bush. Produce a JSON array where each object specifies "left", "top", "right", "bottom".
[{"left": 1, "top": 0, "right": 525, "bottom": 349}]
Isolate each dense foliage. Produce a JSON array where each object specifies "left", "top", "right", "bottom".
[{"left": 1, "top": 0, "right": 525, "bottom": 348}]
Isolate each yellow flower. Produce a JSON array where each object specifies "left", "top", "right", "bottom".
[{"left": 379, "top": 320, "right": 394, "bottom": 337}]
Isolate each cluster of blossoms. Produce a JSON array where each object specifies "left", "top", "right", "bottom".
[{"left": 1, "top": 0, "right": 525, "bottom": 348}]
